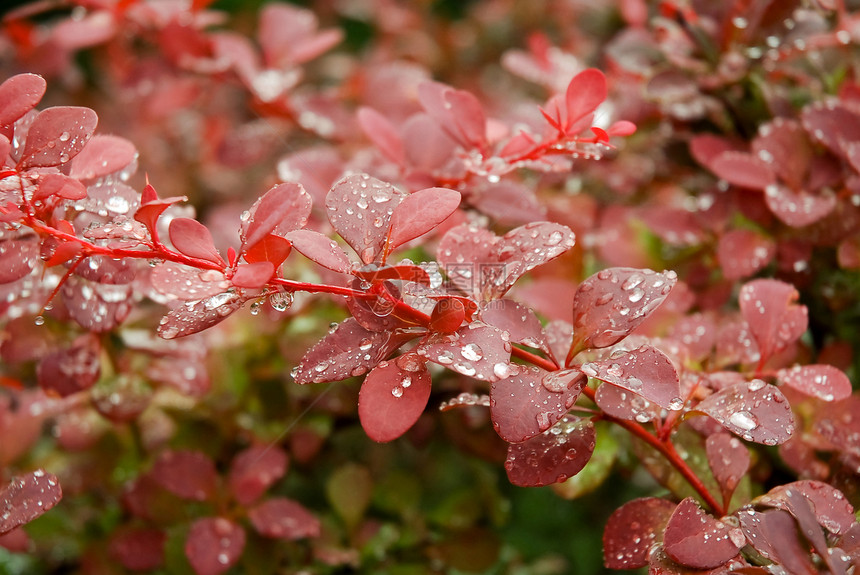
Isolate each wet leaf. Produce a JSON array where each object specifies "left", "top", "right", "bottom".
[
  {"left": 387, "top": 187, "right": 460, "bottom": 251},
  {"left": 705, "top": 433, "right": 750, "bottom": 500},
  {"left": 36, "top": 334, "right": 101, "bottom": 397},
  {"left": 241, "top": 182, "right": 311, "bottom": 250},
  {"left": 480, "top": 299, "right": 547, "bottom": 350},
  {"left": 756, "top": 480, "right": 856, "bottom": 536},
  {"left": 248, "top": 497, "right": 320, "bottom": 540},
  {"left": 184, "top": 517, "right": 245, "bottom": 575},
  {"left": 764, "top": 184, "right": 836, "bottom": 228},
  {"left": 738, "top": 508, "right": 817, "bottom": 574},
  {"left": 150, "top": 450, "right": 217, "bottom": 501},
  {"left": 18, "top": 106, "right": 97, "bottom": 169},
  {"left": 168, "top": 218, "right": 225, "bottom": 266},
  {"left": 777, "top": 364, "right": 851, "bottom": 402},
  {"left": 68, "top": 134, "right": 137, "bottom": 181},
  {"left": 0, "top": 470, "right": 62, "bottom": 535},
  {"left": 594, "top": 381, "right": 662, "bottom": 423},
  {"left": 801, "top": 101, "right": 860, "bottom": 160},
  {"left": 752, "top": 118, "right": 811, "bottom": 190},
  {"left": 739, "top": 279, "right": 808, "bottom": 363},
  {"left": 603, "top": 497, "right": 677, "bottom": 570},
  {"left": 418, "top": 322, "right": 513, "bottom": 382},
  {"left": 0, "top": 236, "right": 39, "bottom": 284},
  {"left": 717, "top": 229, "right": 775, "bottom": 281},
  {"left": 62, "top": 277, "right": 133, "bottom": 333},
  {"left": 358, "top": 359, "right": 431, "bottom": 442},
  {"left": 580, "top": 345, "right": 681, "bottom": 410},
  {"left": 157, "top": 292, "right": 247, "bottom": 339},
  {"left": 285, "top": 229, "right": 352, "bottom": 273},
  {"left": 228, "top": 445, "right": 289, "bottom": 506},
  {"left": 33, "top": 173, "right": 87, "bottom": 200},
  {"left": 230, "top": 261, "right": 275, "bottom": 288},
  {"left": 571, "top": 268, "right": 677, "bottom": 352},
  {"left": 151, "top": 263, "right": 227, "bottom": 300},
  {"left": 504, "top": 415, "right": 595, "bottom": 487},
  {"left": 490, "top": 366, "right": 586, "bottom": 442},
  {"left": 694, "top": 379, "right": 794, "bottom": 445},
  {"left": 663, "top": 497, "right": 744, "bottom": 569},
  {"left": 0, "top": 73, "right": 46, "bottom": 126},
  {"left": 709, "top": 151, "right": 775, "bottom": 190}
]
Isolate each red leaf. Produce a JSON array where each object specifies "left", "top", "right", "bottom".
[
  {"left": 564, "top": 68, "right": 607, "bottom": 132},
  {"left": 764, "top": 184, "right": 836, "bottom": 228},
  {"left": 663, "top": 498, "right": 744, "bottom": 569},
  {"left": 480, "top": 299, "right": 547, "bottom": 350},
  {"left": 490, "top": 366, "right": 586, "bottom": 442},
  {"left": 33, "top": 173, "right": 87, "bottom": 200},
  {"left": 352, "top": 264, "right": 430, "bottom": 285},
  {"left": 801, "top": 101, "right": 860, "bottom": 159},
  {"left": 709, "top": 151, "right": 776, "bottom": 190},
  {"left": 36, "top": 335, "right": 101, "bottom": 397},
  {"left": 109, "top": 527, "right": 166, "bottom": 571},
  {"left": 757, "top": 480, "right": 856, "bottom": 536},
  {"left": 594, "top": 381, "right": 662, "bottom": 423},
  {"left": 168, "top": 218, "right": 225, "bottom": 266},
  {"left": 358, "top": 359, "right": 432, "bottom": 442},
  {"left": 228, "top": 445, "right": 289, "bottom": 506},
  {"left": 739, "top": 279, "right": 808, "bottom": 363},
  {"left": 248, "top": 497, "right": 320, "bottom": 540},
  {"left": 580, "top": 345, "right": 681, "bottom": 410},
  {"left": 230, "top": 261, "right": 275, "bottom": 288},
  {"left": 738, "top": 509, "right": 817, "bottom": 574},
  {"left": 417, "top": 81, "right": 487, "bottom": 148},
  {"left": 418, "top": 322, "right": 513, "bottom": 382},
  {"left": 689, "top": 134, "right": 740, "bottom": 167},
  {"left": 752, "top": 118, "right": 811, "bottom": 190},
  {"left": 184, "top": 517, "right": 246, "bottom": 575},
  {"left": 0, "top": 470, "right": 62, "bottom": 535},
  {"left": 777, "top": 364, "right": 851, "bottom": 402},
  {"left": 429, "top": 298, "right": 466, "bottom": 333},
  {"left": 325, "top": 174, "right": 405, "bottom": 264},
  {"left": 695, "top": 379, "right": 795, "bottom": 445},
  {"left": 706, "top": 433, "right": 750, "bottom": 500},
  {"left": 134, "top": 193, "right": 187, "bottom": 237},
  {"left": 0, "top": 73, "right": 46, "bottom": 126},
  {"left": 603, "top": 497, "right": 677, "bottom": 569},
  {"left": 284, "top": 229, "right": 352, "bottom": 273},
  {"left": 241, "top": 182, "right": 311, "bottom": 250},
  {"left": 357, "top": 106, "right": 405, "bottom": 165},
  {"left": 18, "top": 106, "right": 98, "bottom": 169},
  {"left": 0, "top": 236, "right": 39, "bottom": 284},
  {"left": 504, "top": 415, "right": 595, "bottom": 487},
  {"left": 717, "top": 229, "right": 775, "bottom": 281},
  {"left": 68, "top": 134, "right": 137, "bottom": 181},
  {"left": 571, "top": 268, "right": 677, "bottom": 352},
  {"left": 241, "top": 233, "right": 292, "bottom": 267},
  {"left": 387, "top": 187, "right": 460, "bottom": 251},
  {"left": 150, "top": 450, "right": 217, "bottom": 501}
]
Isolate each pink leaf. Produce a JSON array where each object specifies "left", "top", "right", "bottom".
[
  {"left": 258, "top": 3, "right": 341, "bottom": 67},
  {"left": 580, "top": 345, "right": 681, "bottom": 410},
  {"left": 387, "top": 187, "right": 461, "bottom": 251},
  {"left": 689, "top": 134, "right": 740, "bottom": 167},
  {"left": 230, "top": 261, "right": 275, "bottom": 288},
  {"left": 150, "top": 450, "right": 217, "bottom": 501},
  {"left": 663, "top": 498, "right": 744, "bottom": 569},
  {"left": 325, "top": 174, "right": 405, "bottom": 264},
  {"left": 490, "top": 366, "right": 586, "bottom": 442},
  {"left": 752, "top": 118, "right": 811, "bottom": 190},
  {"left": 228, "top": 445, "right": 289, "bottom": 506},
  {"left": 571, "top": 268, "right": 677, "bottom": 352},
  {"left": 738, "top": 508, "right": 817, "bottom": 574},
  {"left": 717, "top": 229, "right": 775, "bottom": 281},
  {"left": 695, "top": 379, "right": 795, "bottom": 445},
  {"left": 706, "top": 433, "right": 750, "bottom": 499},
  {"left": 168, "top": 218, "right": 225, "bottom": 266},
  {"left": 151, "top": 263, "right": 227, "bottom": 300},
  {"left": 801, "top": 101, "right": 860, "bottom": 159},
  {"left": 184, "top": 517, "right": 245, "bottom": 575},
  {"left": 603, "top": 497, "right": 677, "bottom": 570},
  {"left": 248, "top": 497, "right": 320, "bottom": 540},
  {"left": 241, "top": 182, "right": 312, "bottom": 251},
  {"left": 36, "top": 335, "right": 101, "bottom": 397},
  {"left": 709, "top": 151, "right": 776, "bottom": 190},
  {"left": 418, "top": 322, "right": 513, "bottom": 382},
  {"left": 739, "top": 279, "right": 808, "bottom": 363},
  {"left": 764, "top": 184, "right": 836, "bottom": 228},
  {"left": 68, "top": 134, "right": 137, "bottom": 181},
  {"left": 564, "top": 68, "right": 607, "bottom": 131},
  {"left": 109, "top": 527, "right": 166, "bottom": 571},
  {"left": 357, "top": 106, "right": 405, "bottom": 165},
  {"left": 0, "top": 470, "right": 62, "bottom": 535},
  {"left": 242, "top": 234, "right": 292, "bottom": 267},
  {"left": 18, "top": 106, "right": 98, "bottom": 169},
  {"left": 594, "top": 381, "right": 662, "bottom": 423},
  {"left": 0, "top": 73, "right": 46, "bottom": 127},
  {"left": 285, "top": 229, "right": 352, "bottom": 273},
  {"left": 757, "top": 480, "right": 856, "bottom": 536},
  {"left": 777, "top": 364, "right": 851, "bottom": 402},
  {"left": 504, "top": 415, "right": 595, "bottom": 487},
  {"left": 358, "top": 359, "right": 432, "bottom": 442},
  {"left": 33, "top": 173, "right": 87, "bottom": 200},
  {"left": 0, "top": 236, "right": 39, "bottom": 284},
  {"left": 480, "top": 299, "right": 547, "bottom": 351},
  {"left": 417, "top": 81, "right": 487, "bottom": 148}
]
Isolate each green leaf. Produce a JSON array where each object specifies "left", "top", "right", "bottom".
[{"left": 326, "top": 463, "right": 373, "bottom": 529}]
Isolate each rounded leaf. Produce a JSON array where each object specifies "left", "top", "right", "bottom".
[
  {"left": 777, "top": 364, "right": 851, "bottom": 402},
  {"left": 695, "top": 379, "right": 795, "bottom": 445},
  {"left": 248, "top": 497, "right": 320, "bottom": 540},
  {"left": 358, "top": 359, "right": 431, "bottom": 442},
  {"left": 387, "top": 187, "right": 460, "bottom": 251},
  {"left": 663, "top": 498, "right": 744, "bottom": 569},
  {"left": 228, "top": 445, "right": 289, "bottom": 506},
  {"left": 717, "top": 229, "right": 775, "bottom": 281},
  {"left": 709, "top": 151, "right": 776, "bottom": 190},
  {"left": 184, "top": 517, "right": 245, "bottom": 575},
  {"left": 0, "top": 470, "right": 62, "bottom": 535},
  {"left": 150, "top": 450, "right": 217, "bottom": 501},
  {"left": 0, "top": 73, "right": 46, "bottom": 126},
  {"left": 739, "top": 279, "right": 808, "bottom": 363},
  {"left": 706, "top": 433, "right": 750, "bottom": 498},
  {"left": 168, "top": 218, "right": 225, "bottom": 266},
  {"left": 603, "top": 497, "right": 677, "bottom": 570},
  {"left": 285, "top": 229, "right": 352, "bottom": 273},
  {"left": 18, "top": 106, "right": 97, "bottom": 169},
  {"left": 241, "top": 182, "right": 312, "bottom": 250},
  {"left": 418, "top": 322, "right": 513, "bottom": 382},
  {"left": 68, "top": 134, "right": 137, "bottom": 181},
  {"left": 505, "top": 416, "right": 595, "bottom": 487},
  {"left": 580, "top": 345, "right": 681, "bottom": 410}
]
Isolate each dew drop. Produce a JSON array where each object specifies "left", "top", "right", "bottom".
[
  {"left": 461, "top": 342, "right": 483, "bottom": 361},
  {"left": 729, "top": 410, "right": 758, "bottom": 431},
  {"left": 391, "top": 386, "right": 403, "bottom": 398}
]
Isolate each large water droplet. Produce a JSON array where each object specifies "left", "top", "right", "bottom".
[{"left": 729, "top": 410, "right": 758, "bottom": 431}]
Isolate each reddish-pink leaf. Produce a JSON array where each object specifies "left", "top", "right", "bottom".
[
  {"left": 62, "top": 278, "right": 133, "bottom": 332},
  {"left": 777, "top": 364, "right": 851, "bottom": 402},
  {"left": 490, "top": 366, "right": 586, "bottom": 442},
  {"left": 151, "top": 263, "right": 227, "bottom": 300},
  {"left": 228, "top": 445, "right": 289, "bottom": 506},
  {"left": 717, "top": 229, "right": 775, "bottom": 281},
  {"left": 689, "top": 134, "right": 740, "bottom": 167},
  {"left": 387, "top": 187, "right": 460, "bottom": 251},
  {"left": 0, "top": 73, "right": 46, "bottom": 126},
  {"left": 418, "top": 322, "right": 513, "bottom": 382},
  {"left": 134, "top": 195, "right": 187, "bottom": 236},
  {"left": 33, "top": 173, "right": 87, "bottom": 200},
  {"left": 480, "top": 299, "right": 547, "bottom": 350},
  {"left": 18, "top": 106, "right": 97, "bottom": 169},
  {"left": 695, "top": 379, "right": 795, "bottom": 445},
  {"left": 581, "top": 345, "right": 681, "bottom": 410},
  {"left": 241, "top": 182, "right": 312, "bottom": 250},
  {"left": 815, "top": 396, "right": 860, "bottom": 463},
  {"left": 752, "top": 118, "right": 811, "bottom": 190},
  {"left": 764, "top": 184, "right": 836, "bottom": 228},
  {"left": 0, "top": 236, "right": 39, "bottom": 284},
  {"left": 498, "top": 222, "right": 576, "bottom": 283},
  {"left": 504, "top": 415, "right": 595, "bottom": 487},
  {"left": 572, "top": 268, "right": 677, "bottom": 352},
  {"left": 417, "top": 81, "right": 487, "bottom": 148},
  {"left": 352, "top": 264, "right": 430, "bottom": 285},
  {"left": 738, "top": 508, "right": 817, "bottom": 574},
  {"left": 801, "top": 101, "right": 860, "bottom": 159},
  {"left": 68, "top": 134, "right": 137, "bottom": 181},
  {"left": 109, "top": 527, "right": 166, "bottom": 571},
  {"left": 757, "top": 480, "right": 856, "bottom": 536},
  {"left": 0, "top": 470, "right": 62, "bottom": 535},
  {"left": 470, "top": 180, "right": 546, "bottom": 226},
  {"left": 36, "top": 334, "right": 101, "bottom": 397},
  {"left": 564, "top": 68, "right": 607, "bottom": 131},
  {"left": 429, "top": 298, "right": 466, "bottom": 333},
  {"left": 241, "top": 234, "right": 292, "bottom": 267},
  {"left": 248, "top": 497, "right": 320, "bottom": 540},
  {"left": 357, "top": 106, "right": 405, "bottom": 165},
  {"left": 663, "top": 498, "right": 744, "bottom": 569},
  {"left": 739, "top": 279, "right": 808, "bottom": 363},
  {"left": 168, "top": 218, "right": 225, "bottom": 266},
  {"left": 294, "top": 317, "right": 416, "bottom": 384},
  {"left": 325, "top": 173, "right": 405, "bottom": 264},
  {"left": 184, "top": 517, "right": 245, "bottom": 575},
  {"left": 150, "top": 450, "right": 217, "bottom": 501},
  {"left": 603, "top": 497, "right": 677, "bottom": 570},
  {"left": 706, "top": 433, "right": 750, "bottom": 499},
  {"left": 709, "top": 151, "right": 776, "bottom": 190},
  {"left": 258, "top": 3, "right": 341, "bottom": 67},
  {"left": 358, "top": 359, "right": 432, "bottom": 442},
  {"left": 285, "top": 229, "right": 352, "bottom": 273},
  {"left": 594, "top": 381, "right": 662, "bottom": 423},
  {"left": 230, "top": 261, "right": 275, "bottom": 288},
  {"left": 0, "top": 528, "right": 30, "bottom": 552}
]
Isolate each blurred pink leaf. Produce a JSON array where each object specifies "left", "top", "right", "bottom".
[
  {"left": 248, "top": 497, "right": 320, "bottom": 540},
  {"left": 228, "top": 445, "right": 289, "bottom": 506},
  {"left": 709, "top": 151, "right": 775, "bottom": 190},
  {"left": 68, "top": 134, "right": 137, "bottom": 181},
  {"left": 357, "top": 106, "right": 405, "bottom": 165},
  {"left": 151, "top": 450, "right": 217, "bottom": 501},
  {"left": 184, "top": 517, "right": 245, "bottom": 575},
  {"left": 706, "top": 433, "right": 750, "bottom": 501},
  {"left": 0, "top": 470, "right": 62, "bottom": 535},
  {"left": 739, "top": 279, "right": 808, "bottom": 364},
  {"left": 717, "top": 229, "right": 775, "bottom": 281},
  {"left": 108, "top": 527, "right": 166, "bottom": 572}
]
